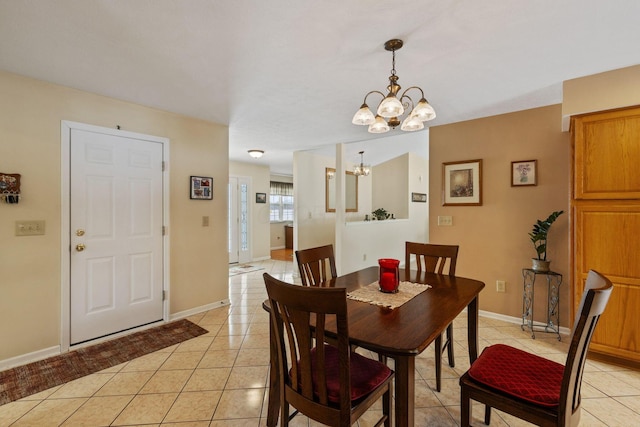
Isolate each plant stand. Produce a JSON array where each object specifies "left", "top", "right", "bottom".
[{"left": 521, "top": 268, "right": 562, "bottom": 341}]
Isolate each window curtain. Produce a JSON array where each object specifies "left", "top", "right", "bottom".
[{"left": 270, "top": 181, "right": 293, "bottom": 196}]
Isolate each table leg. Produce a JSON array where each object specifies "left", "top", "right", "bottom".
[
  {"left": 467, "top": 296, "right": 479, "bottom": 363},
  {"left": 394, "top": 355, "right": 415, "bottom": 427},
  {"left": 266, "top": 318, "right": 279, "bottom": 427}
]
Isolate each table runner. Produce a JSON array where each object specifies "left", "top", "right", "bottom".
[{"left": 347, "top": 281, "right": 431, "bottom": 309}]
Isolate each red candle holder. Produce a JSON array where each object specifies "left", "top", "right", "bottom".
[{"left": 378, "top": 258, "right": 400, "bottom": 293}]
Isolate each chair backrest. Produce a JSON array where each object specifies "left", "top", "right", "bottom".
[
  {"left": 263, "top": 272, "right": 353, "bottom": 423},
  {"left": 405, "top": 242, "right": 459, "bottom": 275},
  {"left": 295, "top": 244, "right": 338, "bottom": 286},
  {"left": 559, "top": 270, "right": 613, "bottom": 425}
]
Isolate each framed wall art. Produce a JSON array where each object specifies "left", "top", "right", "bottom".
[
  {"left": 190, "top": 176, "right": 213, "bottom": 200},
  {"left": 256, "top": 192, "right": 267, "bottom": 203},
  {"left": 442, "top": 159, "right": 482, "bottom": 206},
  {"left": 411, "top": 192, "right": 427, "bottom": 203},
  {"left": 511, "top": 160, "right": 537, "bottom": 186}
]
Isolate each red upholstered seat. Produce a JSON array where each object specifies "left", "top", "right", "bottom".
[
  {"left": 306, "top": 345, "right": 393, "bottom": 403},
  {"left": 468, "top": 344, "right": 564, "bottom": 407}
]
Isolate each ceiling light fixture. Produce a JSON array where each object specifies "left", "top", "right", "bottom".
[
  {"left": 248, "top": 149, "right": 264, "bottom": 159},
  {"left": 353, "top": 151, "right": 370, "bottom": 176},
  {"left": 352, "top": 39, "right": 436, "bottom": 133}
]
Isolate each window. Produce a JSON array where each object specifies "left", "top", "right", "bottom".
[{"left": 270, "top": 181, "right": 294, "bottom": 222}]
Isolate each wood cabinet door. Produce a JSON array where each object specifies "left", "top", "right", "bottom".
[
  {"left": 573, "top": 106, "right": 640, "bottom": 200},
  {"left": 573, "top": 202, "right": 640, "bottom": 363}
]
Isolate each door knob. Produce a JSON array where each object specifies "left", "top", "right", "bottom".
[{"left": 76, "top": 243, "right": 86, "bottom": 252}]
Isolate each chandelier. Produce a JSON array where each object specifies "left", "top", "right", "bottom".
[
  {"left": 353, "top": 151, "right": 370, "bottom": 176},
  {"left": 352, "top": 39, "right": 436, "bottom": 133}
]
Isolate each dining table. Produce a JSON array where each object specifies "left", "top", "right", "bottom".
[{"left": 263, "top": 266, "right": 485, "bottom": 427}]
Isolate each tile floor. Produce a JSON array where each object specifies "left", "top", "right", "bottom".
[{"left": 1, "top": 258, "right": 640, "bottom": 426}]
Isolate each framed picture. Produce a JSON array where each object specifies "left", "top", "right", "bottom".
[
  {"left": 256, "top": 192, "right": 267, "bottom": 203},
  {"left": 511, "top": 160, "right": 537, "bottom": 186},
  {"left": 442, "top": 159, "right": 483, "bottom": 206},
  {"left": 411, "top": 192, "right": 427, "bottom": 203},
  {"left": 190, "top": 176, "right": 213, "bottom": 200}
]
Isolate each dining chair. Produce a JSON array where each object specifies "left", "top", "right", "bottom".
[
  {"left": 459, "top": 269, "right": 613, "bottom": 427},
  {"left": 263, "top": 272, "right": 394, "bottom": 426},
  {"left": 405, "top": 241, "right": 459, "bottom": 392},
  {"left": 295, "top": 244, "right": 338, "bottom": 286}
]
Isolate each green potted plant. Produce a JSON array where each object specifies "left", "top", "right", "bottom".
[
  {"left": 371, "top": 208, "right": 390, "bottom": 221},
  {"left": 528, "top": 210, "right": 564, "bottom": 271}
]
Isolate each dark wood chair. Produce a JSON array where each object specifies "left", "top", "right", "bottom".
[
  {"left": 263, "top": 272, "right": 394, "bottom": 426},
  {"left": 405, "top": 241, "right": 459, "bottom": 392},
  {"left": 459, "top": 269, "right": 613, "bottom": 426},
  {"left": 295, "top": 244, "right": 338, "bottom": 286}
]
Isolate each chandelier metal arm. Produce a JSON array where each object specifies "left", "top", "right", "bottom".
[{"left": 362, "top": 90, "right": 386, "bottom": 105}]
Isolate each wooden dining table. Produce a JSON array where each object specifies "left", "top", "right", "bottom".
[{"left": 263, "top": 266, "right": 485, "bottom": 427}]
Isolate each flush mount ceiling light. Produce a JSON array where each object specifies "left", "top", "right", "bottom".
[
  {"left": 353, "top": 151, "right": 370, "bottom": 176},
  {"left": 352, "top": 39, "right": 436, "bottom": 133},
  {"left": 248, "top": 149, "right": 264, "bottom": 159}
]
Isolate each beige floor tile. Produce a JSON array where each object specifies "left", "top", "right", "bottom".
[
  {"left": 159, "top": 351, "right": 205, "bottom": 370},
  {"left": 174, "top": 336, "right": 214, "bottom": 353},
  {"left": 0, "top": 400, "right": 41, "bottom": 425},
  {"left": 213, "top": 388, "right": 264, "bottom": 419},
  {"left": 163, "top": 390, "right": 221, "bottom": 422},
  {"left": 121, "top": 351, "right": 171, "bottom": 372},
  {"left": 234, "top": 348, "right": 270, "bottom": 366},
  {"left": 60, "top": 395, "right": 133, "bottom": 426},
  {"left": 112, "top": 392, "right": 177, "bottom": 425},
  {"left": 139, "top": 369, "right": 192, "bottom": 394},
  {"left": 226, "top": 366, "right": 269, "bottom": 389},
  {"left": 198, "top": 349, "right": 239, "bottom": 368},
  {"left": 582, "top": 397, "right": 640, "bottom": 426},
  {"left": 211, "top": 419, "right": 261, "bottom": 426},
  {"left": 48, "top": 372, "right": 114, "bottom": 398},
  {"left": 183, "top": 367, "right": 232, "bottom": 391},
  {"left": 584, "top": 371, "right": 640, "bottom": 396},
  {"left": 414, "top": 406, "right": 458, "bottom": 426},
  {"left": 17, "top": 385, "right": 62, "bottom": 401},
  {"left": 95, "top": 370, "right": 155, "bottom": 396},
  {"left": 209, "top": 334, "right": 245, "bottom": 350},
  {"left": 11, "top": 398, "right": 86, "bottom": 427}
]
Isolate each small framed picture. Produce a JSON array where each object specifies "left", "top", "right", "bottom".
[
  {"left": 442, "top": 159, "right": 483, "bottom": 206},
  {"left": 190, "top": 176, "right": 213, "bottom": 200},
  {"left": 256, "top": 192, "right": 267, "bottom": 203},
  {"left": 411, "top": 192, "right": 427, "bottom": 203},
  {"left": 511, "top": 160, "right": 537, "bottom": 187}
]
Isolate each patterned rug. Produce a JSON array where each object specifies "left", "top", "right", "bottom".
[
  {"left": 0, "top": 319, "right": 207, "bottom": 405},
  {"left": 229, "top": 264, "right": 264, "bottom": 276}
]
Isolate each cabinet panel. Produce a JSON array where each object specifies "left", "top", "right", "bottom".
[{"left": 573, "top": 106, "right": 640, "bottom": 199}]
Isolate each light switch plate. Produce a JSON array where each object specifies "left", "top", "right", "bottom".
[
  {"left": 437, "top": 215, "right": 453, "bottom": 226},
  {"left": 15, "top": 220, "right": 46, "bottom": 236}
]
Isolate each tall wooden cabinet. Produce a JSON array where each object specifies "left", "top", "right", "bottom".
[{"left": 571, "top": 105, "right": 640, "bottom": 366}]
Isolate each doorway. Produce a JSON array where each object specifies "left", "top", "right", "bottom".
[
  {"left": 229, "top": 176, "right": 251, "bottom": 264},
  {"left": 61, "top": 121, "right": 169, "bottom": 348}
]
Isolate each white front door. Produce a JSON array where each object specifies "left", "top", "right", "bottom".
[
  {"left": 228, "top": 176, "right": 251, "bottom": 264},
  {"left": 70, "top": 127, "right": 164, "bottom": 344}
]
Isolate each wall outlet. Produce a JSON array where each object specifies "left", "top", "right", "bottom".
[
  {"left": 15, "top": 220, "right": 46, "bottom": 236},
  {"left": 363, "top": 254, "right": 367, "bottom": 261},
  {"left": 202, "top": 216, "right": 209, "bottom": 227},
  {"left": 437, "top": 215, "right": 453, "bottom": 226},
  {"left": 496, "top": 280, "right": 506, "bottom": 293}
]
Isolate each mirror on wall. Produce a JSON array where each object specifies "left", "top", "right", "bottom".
[{"left": 325, "top": 168, "right": 358, "bottom": 212}]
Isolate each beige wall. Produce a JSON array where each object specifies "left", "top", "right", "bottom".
[
  {"left": 430, "top": 105, "right": 571, "bottom": 324},
  {"left": 562, "top": 64, "right": 640, "bottom": 130},
  {"left": 372, "top": 153, "right": 410, "bottom": 219},
  {"left": 0, "top": 70, "right": 229, "bottom": 363},
  {"left": 229, "top": 161, "right": 271, "bottom": 260}
]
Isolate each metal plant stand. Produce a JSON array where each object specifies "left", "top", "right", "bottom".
[{"left": 521, "top": 268, "right": 562, "bottom": 341}]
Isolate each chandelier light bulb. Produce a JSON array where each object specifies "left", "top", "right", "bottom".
[
  {"left": 352, "top": 104, "right": 376, "bottom": 125},
  {"left": 354, "top": 151, "right": 371, "bottom": 176},
  {"left": 411, "top": 98, "right": 436, "bottom": 121},
  {"left": 368, "top": 115, "right": 390, "bottom": 134},
  {"left": 377, "top": 95, "right": 404, "bottom": 118},
  {"left": 401, "top": 115, "right": 424, "bottom": 132}
]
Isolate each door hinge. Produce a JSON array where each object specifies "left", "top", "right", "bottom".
[
  {"left": 162, "top": 161, "right": 166, "bottom": 171},
  {"left": 162, "top": 226, "right": 166, "bottom": 235},
  {"left": 162, "top": 290, "right": 167, "bottom": 301}
]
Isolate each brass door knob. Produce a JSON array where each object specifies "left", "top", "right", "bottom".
[
  {"left": 76, "top": 243, "right": 86, "bottom": 252},
  {"left": 76, "top": 229, "right": 85, "bottom": 236}
]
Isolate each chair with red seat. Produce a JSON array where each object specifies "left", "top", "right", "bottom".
[
  {"left": 405, "top": 241, "right": 459, "bottom": 392},
  {"left": 263, "top": 272, "right": 394, "bottom": 426},
  {"left": 459, "top": 269, "right": 613, "bottom": 426}
]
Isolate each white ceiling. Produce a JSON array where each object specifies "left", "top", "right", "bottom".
[{"left": 1, "top": 1, "right": 639, "bottom": 175}]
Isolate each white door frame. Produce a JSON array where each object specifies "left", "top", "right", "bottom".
[{"left": 60, "top": 121, "right": 170, "bottom": 352}]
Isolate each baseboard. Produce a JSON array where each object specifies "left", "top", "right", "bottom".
[
  {"left": 479, "top": 310, "right": 570, "bottom": 336},
  {"left": 270, "top": 245, "right": 286, "bottom": 250},
  {"left": 170, "top": 299, "right": 230, "bottom": 321},
  {"left": 252, "top": 256, "right": 270, "bottom": 262},
  {"left": 0, "top": 345, "right": 60, "bottom": 371}
]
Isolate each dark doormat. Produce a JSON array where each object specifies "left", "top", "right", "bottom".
[{"left": 0, "top": 319, "right": 208, "bottom": 405}]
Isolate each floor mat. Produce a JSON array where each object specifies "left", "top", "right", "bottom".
[{"left": 229, "top": 264, "right": 265, "bottom": 276}]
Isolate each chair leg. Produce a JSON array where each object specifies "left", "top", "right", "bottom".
[
  {"left": 383, "top": 386, "right": 392, "bottom": 427},
  {"left": 484, "top": 404, "right": 491, "bottom": 425},
  {"left": 446, "top": 323, "right": 455, "bottom": 367},
  {"left": 460, "top": 384, "right": 471, "bottom": 427},
  {"left": 435, "top": 334, "right": 442, "bottom": 392}
]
